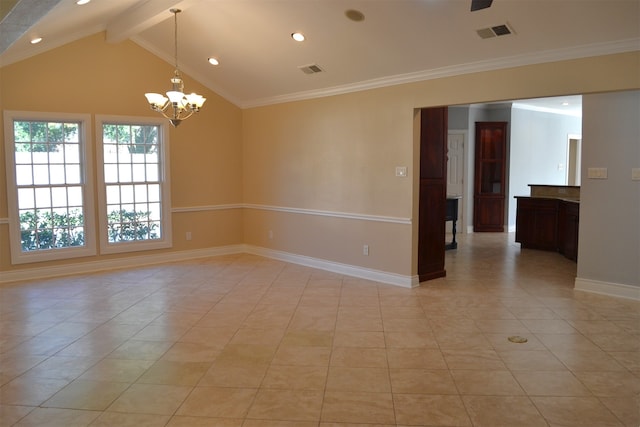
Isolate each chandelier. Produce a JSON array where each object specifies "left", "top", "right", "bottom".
[{"left": 145, "top": 9, "right": 206, "bottom": 127}]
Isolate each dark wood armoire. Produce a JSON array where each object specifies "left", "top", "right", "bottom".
[
  {"left": 473, "top": 121, "right": 507, "bottom": 232},
  {"left": 418, "top": 107, "right": 447, "bottom": 281}
]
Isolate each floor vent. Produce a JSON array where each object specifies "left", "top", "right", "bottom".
[
  {"left": 299, "top": 64, "right": 324, "bottom": 74},
  {"left": 476, "top": 23, "right": 514, "bottom": 39}
]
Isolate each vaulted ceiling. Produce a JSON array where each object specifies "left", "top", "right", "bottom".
[{"left": 1, "top": 0, "right": 639, "bottom": 108}]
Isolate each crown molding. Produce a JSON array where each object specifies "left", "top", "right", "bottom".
[{"left": 241, "top": 39, "right": 640, "bottom": 109}]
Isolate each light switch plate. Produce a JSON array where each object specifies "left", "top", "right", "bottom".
[
  {"left": 632, "top": 168, "right": 640, "bottom": 181},
  {"left": 395, "top": 166, "right": 407, "bottom": 177},
  {"left": 587, "top": 167, "right": 608, "bottom": 179}
]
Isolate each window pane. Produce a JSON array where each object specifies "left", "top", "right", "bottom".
[
  {"left": 67, "top": 186, "right": 83, "bottom": 207},
  {"left": 15, "top": 165, "right": 33, "bottom": 185},
  {"left": 101, "top": 122, "right": 165, "bottom": 248},
  {"left": 18, "top": 188, "right": 35, "bottom": 209},
  {"left": 51, "top": 187, "right": 68, "bottom": 207},
  {"left": 65, "top": 143, "right": 80, "bottom": 163},
  {"left": 50, "top": 165, "right": 66, "bottom": 184},
  {"left": 66, "top": 165, "right": 81, "bottom": 184},
  {"left": 33, "top": 165, "right": 50, "bottom": 185},
  {"left": 35, "top": 188, "right": 52, "bottom": 208}
]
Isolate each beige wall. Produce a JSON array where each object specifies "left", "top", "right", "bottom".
[
  {"left": 242, "top": 52, "right": 640, "bottom": 279},
  {"left": 1, "top": 31, "right": 639, "bottom": 285},
  {"left": 0, "top": 33, "right": 244, "bottom": 274}
]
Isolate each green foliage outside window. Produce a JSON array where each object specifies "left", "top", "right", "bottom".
[
  {"left": 103, "top": 124, "right": 158, "bottom": 154},
  {"left": 14, "top": 121, "right": 78, "bottom": 152},
  {"left": 20, "top": 209, "right": 85, "bottom": 251},
  {"left": 107, "top": 210, "right": 159, "bottom": 242},
  {"left": 20, "top": 209, "right": 158, "bottom": 250}
]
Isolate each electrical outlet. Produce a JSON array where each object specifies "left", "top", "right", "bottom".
[
  {"left": 363, "top": 244, "right": 369, "bottom": 256},
  {"left": 186, "top": 231, "right": 192, "bottom": 241},
  {"left": 395, "top": 166, "right": 407, "bottom": 177}
]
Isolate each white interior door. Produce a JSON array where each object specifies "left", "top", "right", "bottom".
[{"left": 447, "top": 132, "right": 465, "bottom": 231}]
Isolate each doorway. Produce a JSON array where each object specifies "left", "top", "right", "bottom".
[{"left": 566, "top": 134, "right": 582, "bottom": 186}]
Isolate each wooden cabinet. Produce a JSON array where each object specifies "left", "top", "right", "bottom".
[
  {"left": 474, "top": 122, "right": 507, "bottom": 232},
  {"left": 417, "top": 107, "right": 447, "bottom": 281},
  {"left": 515, "top": 197, "right": 579, "bottom": 261}
]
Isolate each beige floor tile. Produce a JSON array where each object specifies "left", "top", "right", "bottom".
[
  {"left": 321, "top": 391, "right": 395, "bottom": 424},
  {"left": 247, "top": 389, "right": 323, "bottom": 422},
  {"left": 0, "top": 376, "right": 69, "bottom": 406},
  {"left": 42, "top": 379, "right": 128, "bottom": 410},
  {"left": 498, "top": 349, "right": 567, "bottom": 371},
  {"left": 261, "top": 365, "right": 327, "bottom": 390},
  {"left": 330, "top": 347, "right": 387, "bottom": 367},
  {"left": 0, "top": 404, "right": 33, "bottom": 426},
  {"left": 332, "top": 331, "right": 385, "bottom": 348},
  {"left": 326, "top": 367, "right": 391, "bottom": 393},
  {"left": 280, "top": 330, "right": 333, "bottom": 347},
  {"left": 572, "top": 370, "right": 640, "bottom": 396},
  {"left": 90, "top": 411, "right": 170, "bottom": 427},
  {"left": 79, "top": 358, "right": 153, "bottom": 382},
  {"left": 271, "top": 345, "right": 331, "bottom": 367},
  {"left": 167, "top": 416, "right": 243, "bottom": 426},
  {"left": 12, "top": 407, "right": 100, "bottom": 426},
  {"left": 136, "top": 360, "right": 210, "bottom": 386},
  {"left": 451, "top": 370, "right": 525, "bottom": 395},
  {"left": 599, "top": 396, "right": 640, "bottom": 427},
  {"left": 107, "top": 383, "right": 191, "bottom": 415},
  {"left": 244, "top": 420, "right": 316, "bottom": 427},
  {"left": 198, "top": 361, "right": 268, "bottom": 388},
  {"left": 386, "top": 348, "right": 448, "bottom": 369},
  {"left": 513, "top": 371, "right": 592, "bottom": 396},
  {"left": 1, "top": 234, "right": 637, "bottom": 425},
  {"left": 385, "top": 330, "right": 439, "bottom": 348},
  {"left": 107, "top": 340, "right": 173, "bottom": 360},
  {"left": 176, "top": 386, "right": 257, "bottom": 418},
  {"left": 462, "top": 395, "right": 546, "bottom": 427},
  {"left": 442, "top": 348, "right": 507, "bottom": 370},
  {"left": 532, "top": 396, "right": 624, "bottom": 426},
  {"left": 390, "top": 369, "right": 458, "bottom": 394},
  {"left": 228, "top": 327, "right": 285, "bottom": 346},
  {"left": 394, "top": 394, "right": 471, "bottom": 426},
  {"left": 22, "top": 356, "right": 100, "bottom": 381}
]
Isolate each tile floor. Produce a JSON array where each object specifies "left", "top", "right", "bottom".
[{"left": 1, "top": 233, "right": 638, "bottom": 426}]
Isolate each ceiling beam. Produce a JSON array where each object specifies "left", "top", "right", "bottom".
[
  {"left": 105, "top": 0, "right": 197, "bottom": 43},
  {"left": 0, "top": 0, "right": 62, "bottom": 54}
]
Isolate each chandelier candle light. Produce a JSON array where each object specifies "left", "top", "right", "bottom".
[{"left": 145, "top": 9, "right": 206, "bottom": 127}]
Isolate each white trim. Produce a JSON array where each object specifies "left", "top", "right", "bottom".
[
  {"left": 574, "top": 277, "right": 640, "bottom": 301},
  {"left": 95, "top": 115, "right": 173, "bottom": 255},
  {"left": 172, "top": 204, "right": 244, "bottom": 213},
  {"left": 0, "top": 244, "right": 418, "bottom": 289},
  {"left": 0, "top": 245, "right": 245, "bottom": 284},
  {"left": 171, "top": 203, "right": 411, "bottom": 224},
  {"left": 3, "top": 110, "right": 97, "bottom": 264},
  {"left": 245, "top": 245, "right": 418, "bottom": 288},
  {"left": 512, "top": 102, "right": 582, "bottom": 117},
  {"left": 244, "top": 204, "right": 412, "bottom": 225}
]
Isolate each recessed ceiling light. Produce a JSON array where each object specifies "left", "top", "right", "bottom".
[
  {"left": 30, "top": 37, "right": 43, "bottom": 44},
  {"left": 76, "top": 0, "right": 91, "bottom": 5},
  {"left": 291, "top": 32, "right": 305, "bottom": 42},
  {"left": 208, "top": 57, "right": 219, "bottom": 66}
]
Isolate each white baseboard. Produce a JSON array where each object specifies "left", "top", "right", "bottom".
[
  {"left": 574, "top": 277, "right": 640, "bottom": 301},
  {"left": 0, "top": 244, "right": 418, "bottom": 289},
  {"left": 0, "top": 245, "right": 244, "bottom": 284},
  {"left": 245, "top": 245, "right": 418, "bottom": 288}
]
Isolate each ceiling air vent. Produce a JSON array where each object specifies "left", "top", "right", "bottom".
[
  {"left": 299, "top": 64, "right": 324, "bottom": 75},
  {"left": 476, "top": 23, "right": 514, "bottom": 39}
]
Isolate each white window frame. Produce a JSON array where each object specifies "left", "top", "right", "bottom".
[
  {"left": 95, "top": 115, "right": 172, "bottom": 254},
  {"left": 3, "top": 111, "right": 96, "bottom": 264}
]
